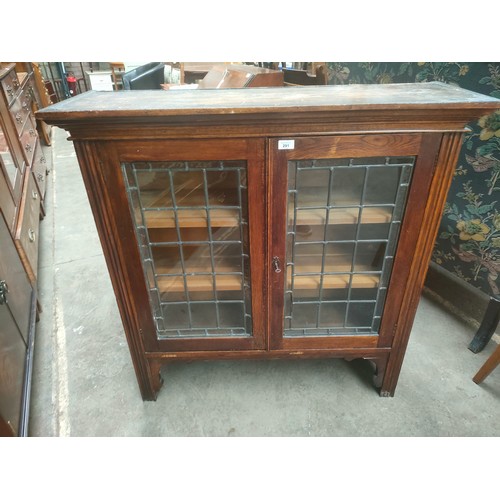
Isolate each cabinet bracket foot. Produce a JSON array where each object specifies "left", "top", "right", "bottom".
[
  {"left": 366, "top": 356, "right": 389, "bottom": 391},
  {"left": 142, "top": 359, "right": 164, "bottom": 401}
]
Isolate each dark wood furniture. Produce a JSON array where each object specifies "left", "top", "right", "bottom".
[
  {"left": 198, "top": 64, "right": 283, "bottom": 88},
  {"left": 19, "top": 62, "right": 52, "bottom": 146},
  {"left": 180, "top": 63, "right": 220, "bottom": 84},
  {"left": 283, "top": 65, "right": 328, "bottom": 86},
  {"left": 162, "top": 64, "right": 284, "bottom": 90},
  {"left": 38, "top": 83, "right": 500, "bottom": 401},
  {"left": 0, "top": 62, "right": 48, "bottom": 436}
]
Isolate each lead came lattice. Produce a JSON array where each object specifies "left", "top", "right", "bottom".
[
  {"left": 122, "top": 160, "right": 252, "bottom": 339},
  {"left": 284, "top": 156, "right": 415, "bottom": 337}
]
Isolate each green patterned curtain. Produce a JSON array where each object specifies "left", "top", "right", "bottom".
[{"left": 326, "top": 62, "right": 500, "bottom": 298}]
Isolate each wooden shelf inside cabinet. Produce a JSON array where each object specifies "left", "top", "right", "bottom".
[
  {"left": 36, "top": 84, "right": 500, "bottom": 401},
  {"left": 290, "top": 274, "right": 379, "bottom": 290},
  {"left": 293, "top": 206, "right": 392, "bottom": 226},
  {"left": 144, "top": 205, "right": 392, "bottom": 230},
  {"left": 142, "top": 206, "right": 391, "bottom": 230},
  {"left": 140, "top": 189, "right": 241, "bottom": 229},
  {"left": 144, "top": 208, "right": 239, "bottom": 229},
  {"left": 157, "top": 273, "right": 242, "bottom": 292},
  {"left": 156, "top": 271, "right": 379, "bottom": 293}
]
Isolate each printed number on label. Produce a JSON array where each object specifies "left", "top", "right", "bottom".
[{"left": 278, "top": 140, "right": 295, "bottom": 150}]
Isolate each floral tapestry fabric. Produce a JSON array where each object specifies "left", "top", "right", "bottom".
[{"left": 326, "top": 63, "right": 500, "bottom": 297}]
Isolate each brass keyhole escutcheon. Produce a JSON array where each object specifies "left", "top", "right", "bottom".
[{"left": 272, "top": 256, "right": 282, "bottom": 273}]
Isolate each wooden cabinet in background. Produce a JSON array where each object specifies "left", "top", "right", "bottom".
[
  {"left": 38, "top": 84, "right": 500, "bottom": 401},
  {"left": 0, "top": 62, "right": 49, "bottom": 436}
]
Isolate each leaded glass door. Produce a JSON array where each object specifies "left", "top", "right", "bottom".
[
  {"left": 119, "top": 139, "right": 266, "bottom": 351},
  {"left": 269, "top": 134, "right": 426, "bottom": 350}
]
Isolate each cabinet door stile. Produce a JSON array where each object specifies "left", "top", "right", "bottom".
[
  {"left": 245, "top": 138, "right": 267, "bottom": 349},
  {"left": 268, "top": 140, "right": 289, "bottom": 350}
]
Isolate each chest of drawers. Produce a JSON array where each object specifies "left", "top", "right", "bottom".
[{"left": 0, "top": 62, "right": 49, "bottom": 435}]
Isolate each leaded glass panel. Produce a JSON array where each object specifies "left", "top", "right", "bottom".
[
  {"left": 123, "top": 161, "right": 252, "bottom": 339},
  {"left": 284, "top": 156, "right": 415, "bottom": 337}
]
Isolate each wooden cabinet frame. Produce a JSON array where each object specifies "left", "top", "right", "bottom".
[{"left": 38, "top": 84, "right": 499, "bottom": 401}]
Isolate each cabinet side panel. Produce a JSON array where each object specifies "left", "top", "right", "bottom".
[
  {"left": 73, "top": 141, "right": 159, "bottom": 400},
  {"left": 380, "top": 132, "right": 464, "bottom": 396}
]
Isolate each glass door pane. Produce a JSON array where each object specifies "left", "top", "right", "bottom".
[
  {"left": 284, "top": 156, "right": 415, "bottom": 337},
  {"left": 122, "top": 160, "right": 252, "bottom": 339}
]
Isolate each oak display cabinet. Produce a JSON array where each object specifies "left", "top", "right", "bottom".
[{"left": 38, "top": 84, "right": 500, "bottom": 401}]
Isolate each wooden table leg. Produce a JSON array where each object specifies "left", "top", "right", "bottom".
[{"left": 473, "top": 343, "right": 500, "bottom": 384}]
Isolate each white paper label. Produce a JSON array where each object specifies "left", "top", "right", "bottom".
[{"left": 278, "top": 140, "right": 295, "bottom": 150}]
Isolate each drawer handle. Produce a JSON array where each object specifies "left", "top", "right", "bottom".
[
  {"left": 22, "top": 101, "right": 29, "bottom": 110},
  {"left": 15, "top": 112, "right": 22, "bottom": 123},
  {"left": 37, "top": 173, "right": 44, "bottom": 182},
  {"left": 32, "top": 189, "right": 38, "bottom": 199},
  {"left": 13, "top": 78, "right": 19, "bottom": 89},
  {"left": 25, "top": 143, "right": 32, "bottom": 153},
  {"left": 6, "top": 85, "right": 14, "bottom": 97},
  {"left": 28, "top": 229, "right": 36, "bottom": 243},
  {"left": 0, "top": 280, "right": 8, "bottom": 305},
  {"left": 272, "top": 256, "right": 282, "bottom": 273},
  {"left": 29, "top": 128, "right": 36, "bottom": 137}
]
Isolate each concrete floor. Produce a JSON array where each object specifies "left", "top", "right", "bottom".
[{"left": 28, "top": 126, "right": 500, "bottom": 437}]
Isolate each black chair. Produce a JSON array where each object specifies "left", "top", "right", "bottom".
[{"left": 122, "top": 63, "right": 165, "bottom": 90}]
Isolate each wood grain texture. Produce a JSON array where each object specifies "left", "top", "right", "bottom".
[
  {"left": 37, "top": 84, "right": 500, "bottom": 142},
  {"left": 37, "top": 83, "right": 499, "bottom": 119},
  {"left": 145, "top": 346, "right": 390, "bottom": 361},
  {"left": 14, "top": 171, "right": 40, "bottom": 283},
  {"left": 284, "top": 134, "right": 423, "bottom": 159}
]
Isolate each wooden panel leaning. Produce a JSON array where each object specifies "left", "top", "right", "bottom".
[{"left": 37, "top": 83, "right": 500, "bottom": 401}]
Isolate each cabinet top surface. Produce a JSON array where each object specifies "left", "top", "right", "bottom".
[{"left": 37, "top": 82, "right": 499, "bottom": 123}]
